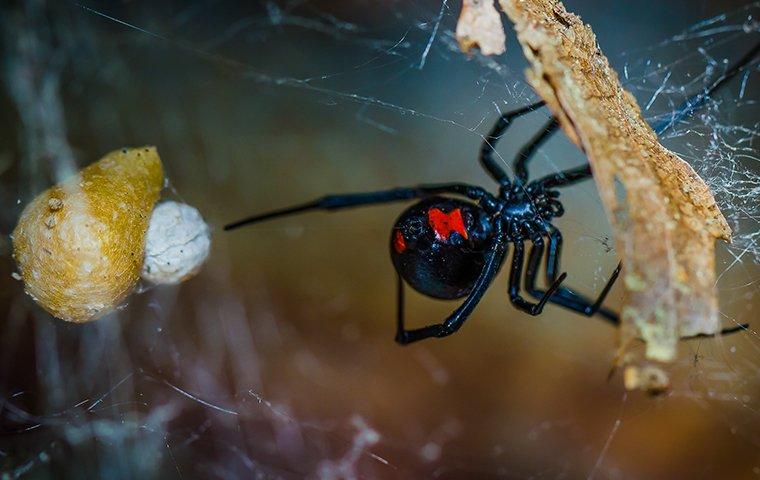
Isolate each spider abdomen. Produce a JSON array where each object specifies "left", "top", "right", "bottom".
[{"left": 390, "top": 197, "right": 493, "bottom": 300}]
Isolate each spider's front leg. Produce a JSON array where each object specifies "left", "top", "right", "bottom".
[
  {"left": 394, "top": 231, "right": 508, "bottom": 345},
  {"left": 224, "top": 183, "right": 494, "bottom": 231},
  {"left": 480, "top": 101, "right": 545, "bottom": 185},
  {"left": 513, "top": 119, "right": 559, "bottom": 185},
  {"left": 536, "top": 164, "right": 593, "bottom": 189}
]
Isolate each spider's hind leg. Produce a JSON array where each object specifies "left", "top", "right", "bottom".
[
  {"left": 525, "top": 227, "right": 620, "bottom": 324},
  {"left": 525, "top": 228, "right": 748, "bottom": 338},
  {"left": 507, "top": 237, "right": 567, "bottom": 316},
  {"left": 394, "top": 275, "right": 445, "bottom": 344},
  {"left": 395, "top": 234, "right": 508, "bottom": 345}
]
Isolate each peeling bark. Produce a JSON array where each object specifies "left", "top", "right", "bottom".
[{"left": 455, "top": 0, "right": 730, "bottom": 371}]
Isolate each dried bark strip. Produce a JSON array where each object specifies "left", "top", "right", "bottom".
[
  {"left": 491, "top": 0, "right": 731, "bottom": 361},
  {"left": 456, "top": 0, "right": 507, "bottom": 56}
]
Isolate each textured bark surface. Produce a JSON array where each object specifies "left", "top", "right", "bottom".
[
  {"left": 456, "top": 0, "right": 507, "bottom": 56},
  {"left": 457, "top": 0, "right": 730, "bottom": 363}
]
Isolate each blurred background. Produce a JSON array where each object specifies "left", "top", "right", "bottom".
[{"left": 1, "top": 0, "right": 759, "bottom": 478}]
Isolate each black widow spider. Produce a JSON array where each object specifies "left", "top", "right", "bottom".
[{"left": 225, "top": 41, "right": 759, "bottom": 345}]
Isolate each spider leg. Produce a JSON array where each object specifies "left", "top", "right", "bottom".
[
  {"left": 683, "top": 324, "right": 749, "bottom": 339},
  {"left": 395, "top": 275, "right": 441, "bottom": 344},
  {"left": 653, "top": 39, "right": 760, "bottom": 135},
  {"left": 508, "top": 238, "right": 567, "bottom": 315},
  {"left": 535, "top": 164, "right": 593, "bottom": 189},
  {"left": 524, "top": 227, "right": 620, "bottom": 324},
  {"left": 224, "top": 183, "right": 495, "bottom": 230},
  {"left": 523, "top": 41, "right": 760, "bottom": 189},
  {"left": 480, "top": 101, "right": 545, "bottom": 186},
  {"left": 395, "top": 233, "right": 508, "bottom": 345},
  {"left": 527, "top": 228, "right": 748, "bottom": 337},
  {"left": 513, "top": 118, "right": 559, "bottom": 185}
]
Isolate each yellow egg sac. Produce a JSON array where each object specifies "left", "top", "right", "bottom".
[{"left": 12, "top": 147, "right": 164, "bottom": 323}]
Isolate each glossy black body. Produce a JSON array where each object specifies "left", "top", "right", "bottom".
[{"left": 390, "top": 197, "right": 492, "bottom": 299}]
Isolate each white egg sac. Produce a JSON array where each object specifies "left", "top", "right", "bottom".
[{"left": 142, "top": 201, "right": 211, "bottom": 285}]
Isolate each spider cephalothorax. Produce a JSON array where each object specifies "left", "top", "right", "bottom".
[{"left": 500, "top": 183, "right": 564, "bottom": 237}]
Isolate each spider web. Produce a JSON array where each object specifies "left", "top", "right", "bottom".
[{"left": 0, "top": 1, "right": 759, "bottom": 478}]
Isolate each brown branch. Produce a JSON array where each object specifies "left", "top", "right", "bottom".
[{"left": 456, "top": 0, "right": 731, "bottom": 379}]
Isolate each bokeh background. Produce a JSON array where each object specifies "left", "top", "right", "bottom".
[{"left": 1, "top": 1, "right": 759, "bottom": 478}]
